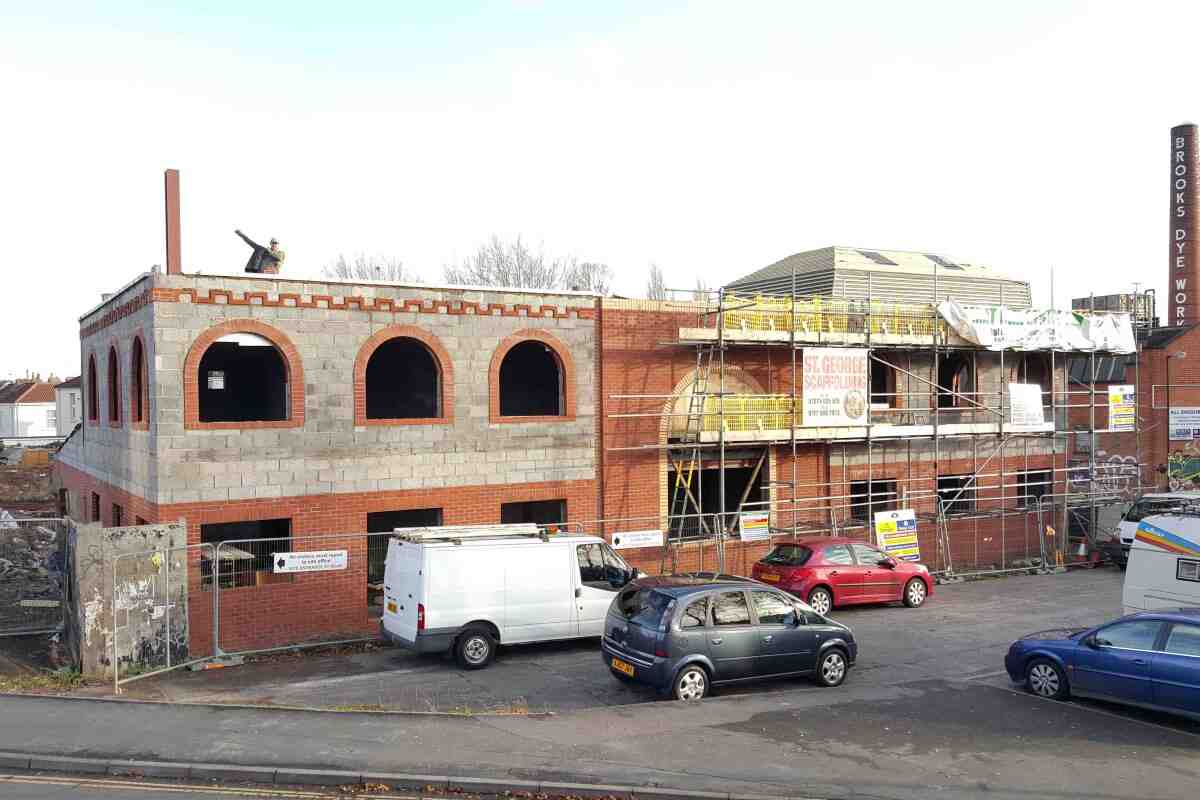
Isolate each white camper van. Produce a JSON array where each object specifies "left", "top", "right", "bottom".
[
  {"left": 1110, "top": 493, "right": 1200, "bottom": 567},
  {"left": 1122, "top": 513, "right": 1200, "bottom": 614},
  {"left": 380, "top": 524, "right": 638, "bottom": 668}
]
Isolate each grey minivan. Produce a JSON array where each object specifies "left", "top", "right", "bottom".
[{"left": 601, "top": 576, "right": 857, "bottom": 701}]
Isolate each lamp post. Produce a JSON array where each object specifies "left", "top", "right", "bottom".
[{"left": 1166, "top": 351, "right": 1187, "bottom": 488}]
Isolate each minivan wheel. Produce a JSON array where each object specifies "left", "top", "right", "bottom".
[
  {"left": 673, "top": 665, "right": 709, "bottom": 701},
  {"left": 455, "top": 627, "right": 495, "bottom": 670},
  {"left": 1025, "top": 658, "right": 1069, "bottom": 700},
  {"left": 902, "top": 578, "right": 927, "bottom": 608},
  {"left": 814, "top": 648, "right": 848, "bottom": 687},
  {"left": 808, "top": 587, "right": 833, "bottom": 616}
]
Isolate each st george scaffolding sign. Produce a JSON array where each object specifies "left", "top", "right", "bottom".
[{"left": 801, "top": 348, "right": 868, "bottom": 427}]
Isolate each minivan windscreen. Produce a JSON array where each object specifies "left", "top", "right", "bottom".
[
  {"left": 617, "top": 588, "right": 674, "bottom": 630},
  {"left": 762, "top": 544, "right": 812, "bottom": 567},
  {"left": 1125, "top": 501, "right": 1184, "bottom": 522}
]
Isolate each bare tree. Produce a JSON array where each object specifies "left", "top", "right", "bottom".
[
  {"left": 322, "top": 253, "right": 417, "bottom": 283},
  {"left": 563, "top": 260, "right": 614, "bottom": 295},
  {"left": 444, "top": 235, "right": 612, "bottom": 294},
  {"left": 646, "top": 263, "right": 667, "bottom": 300}
]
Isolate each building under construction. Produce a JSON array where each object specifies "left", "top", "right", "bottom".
[{"left": 53, "top": 216, "right": 1149, "bottom": 659}]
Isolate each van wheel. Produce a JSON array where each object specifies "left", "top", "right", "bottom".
[{"left": 455, "top": 627, "right": 495, "bottom": 670}]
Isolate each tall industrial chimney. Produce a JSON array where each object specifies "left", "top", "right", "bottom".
[
  {"left": 165, "top": 168, "right": 182, "bottom": 275},
  {"left": 1171, "top": 124, "right": 1199, "bottom": 326}
]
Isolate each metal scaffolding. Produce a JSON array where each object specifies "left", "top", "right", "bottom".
[{"left": 605, "top": 270, "right": 1143, "bottom": 579}]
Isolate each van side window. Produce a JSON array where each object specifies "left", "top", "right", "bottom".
[
  {"left": 577, "top": 544, "right": 607, "bottom": 589},
  {"left": 681, "top": 597, "right": 709, "bottom": 629}
]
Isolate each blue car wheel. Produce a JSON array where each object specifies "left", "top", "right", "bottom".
[{"left": 1025, "top": 658, "right": 1069, "bottom": 700}]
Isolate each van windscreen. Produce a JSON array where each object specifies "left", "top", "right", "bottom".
[{"left": 616, "top": 587, "right": 674, "bottom": 630}]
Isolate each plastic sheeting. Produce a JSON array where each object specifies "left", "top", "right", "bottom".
[{"left": 938, "top": 300, "right": 1135, "bottom": 353}]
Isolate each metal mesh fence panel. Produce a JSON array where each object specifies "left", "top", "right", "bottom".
[{"left": 0, "top": 517, "right": 69, "bottom": 636}]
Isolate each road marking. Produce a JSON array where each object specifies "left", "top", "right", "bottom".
[
  {"left": 0, "top": 774, "right": 419, "bottom": 798},
  {"left": 962, "top": 669, "right": 1010, "bottom": 680}
]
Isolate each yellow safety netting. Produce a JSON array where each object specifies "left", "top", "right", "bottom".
[
  {"left": 691, "top": 395, "right": 798, "bottom": 433},
  {"left": 719, "top": 294, "right": 944, "bottom": 338}
]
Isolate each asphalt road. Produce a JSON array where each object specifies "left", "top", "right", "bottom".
[
  {"left": 0, "top": 774, "right": 414, "bottom": 799},
  {"left": 3, "top": 568, "right": 1198, "bottom": 800}
]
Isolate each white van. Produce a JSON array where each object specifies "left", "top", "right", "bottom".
[
  {"left": 1122, "top": 513, "right": 1200, "bottom": 614},
  {"left": 380, "top": 524, "right": 637, "bottom": 668},
  {"left": 1112, "top": 493, "right": 1200, "bottom": 567}
]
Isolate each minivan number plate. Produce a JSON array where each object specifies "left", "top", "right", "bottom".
[
  {"left": 611, "top": 657, "right": 635, "bottom": 677},
  {"left": 386, "top": 601, "right": 398, "bottom": 614}
]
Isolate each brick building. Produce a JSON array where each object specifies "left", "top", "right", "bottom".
[{"left": 55, "top": 247, "right": 1132, "bottom": 657}]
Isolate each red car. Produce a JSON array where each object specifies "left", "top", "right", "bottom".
[{"left": 750, "top": 537, "right": 933, "bottom": 615}]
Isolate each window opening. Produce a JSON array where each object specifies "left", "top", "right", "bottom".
[
  {"left": 937, "top": 353, "right": 974, "bottom": 409},
  {"left": 870, "top": 358, "right": 896, "bottom": 409},
  {"left": 937, "top": 475, "right": 976, "bottom": 515},
  {"left": 107, "top": 347, "right": 120, "bottom": 423},
  {"left": 199, "top": 518, "right": 292, "bottom": 589},
  {"left": 365, "top": 337, "right": 440, "bottom": 419},
  {"left": 366, "top": 508, "right": 442, "bottom": 611},
  {"left": 499, "top": 340, "right": 563, "bottom": 417},
  {"left": 112, "top": 504, "right": 123, "bottom": 527},
  {"left": 198, "top": 333, "right": 288, "bottom": 423},
  {"left": 667, "top": 457, "right": 768, "bottom": 539},
  {"left": 848, "top": 479, "right": 897, "bottom": 524},
  {"left": 86, "top": 356, "right": 98, "bottom": 421},
  {"left": 500, "top": 499, "right": 566, "bottom": 527},
  {"left": 131, "top": 337, "right": 146, "bottom": 423},
  {"left": 1016, "top": 470, "right": 1051, "bottom": 508}
]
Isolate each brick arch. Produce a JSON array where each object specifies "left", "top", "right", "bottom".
[
  {"left": 352, "top": 324, "right": 454, "bottom": 426},
  {"left": 183, "top": 319, "right": 305, "bottom": 430},
  {"left": 488, "top": 329, "right": 577, "bottom": 423},
  {"left": 86, "top": 352, "right": 99, "bottom": 425},
  {"left": 106, "top": 341, "right": 122, "bottom": 428},
  {"left": 129, "top": 332, "right": 149, "bottom": 430}
]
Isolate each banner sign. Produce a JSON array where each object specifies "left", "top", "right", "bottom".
[
  {"left": 1008, "top": 383, "right": 1045, "bottom": 426},
  {"left": 1108, "top": 385, "right": 1136, "bottom": 431},
  {"left": 738, "top": 512, "right": 771, "bottom": 541},
  {"left": 801, "top": 348, "right": 868, "bottom": 427},
  {"left": 611, "top": 530, "right": 664, "bottom": 550},
  {"left": 1169, "top": 407, "right": 1200, "bottom": 441},
  {"left": 874, "top": 509, "right": 920, "bottom": 561},
  {"left": 273, "top": 550, "right": 348, "bottom": 574},
  {"left": 938, "top": 301, "right": 1135, "bottom": 354}
]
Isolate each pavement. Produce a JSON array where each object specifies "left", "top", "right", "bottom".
[{"left": 2, "top": 568, "right": 1199, "bottom": 800}]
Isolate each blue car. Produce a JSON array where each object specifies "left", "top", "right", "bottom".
[{"left": 1004, "top": 609, "right": 1200, "bottom": 720}]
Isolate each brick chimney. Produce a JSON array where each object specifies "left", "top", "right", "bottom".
[{"left": 165, "top": 168, "right": 182, "bottom": 275}]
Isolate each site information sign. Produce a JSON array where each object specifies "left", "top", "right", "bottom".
[
  {"left": 273, "top": 550, "right": 348, "bottom": 574},
  {"left": 1108, "top": 385, "right": 1136, "bottom": 432},
  {"left": 1170, "top": 407, "right": 1200, "bottom": 441},
  {"left": 874, "top": 509, "right": 920, "bottom": 561},
  {"left": 802, "top": 348, "right": 868, "bottom": 427},
  {"left": 611, "top": 530, "right": 664, "bottom": 550},
  {"left": 1008, "top": 383, "right": 1045, "bottom": 426},
  {"left": 739, "top": 512, "right": 771, "bottom": 541}
]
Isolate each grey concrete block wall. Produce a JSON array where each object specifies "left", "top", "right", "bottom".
[
  {"left": 140, "top": 273, "right": 599, "bottom": 505},
  {"left": 61, "top": 275, "right": 158, "bottom": 504}
]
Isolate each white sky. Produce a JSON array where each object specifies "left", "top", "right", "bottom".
[{"left": 0, "top": 1, "right": 1193, "bottom": 379}]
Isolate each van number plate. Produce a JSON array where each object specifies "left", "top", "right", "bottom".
[
  {"left": 611, "top": 657, "right": 635, "bottom": 677},
  {"left": 386, "top": 601, "right": 398, "bottom": 614}
]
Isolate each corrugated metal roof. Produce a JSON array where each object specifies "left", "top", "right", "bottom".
[{"left": 726, "top": 246, "right": 1031, "bottom": 308}]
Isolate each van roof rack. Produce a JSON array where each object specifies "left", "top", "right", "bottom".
[{"left": 393, "top": 523, "right": 555, "bottom": 545}]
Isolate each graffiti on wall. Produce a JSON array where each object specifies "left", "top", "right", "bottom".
[
  {"left": 1068, "top": 454, "right": 1139, "bottom": 497},
  {"left": 1168, "top": 450, "right": 1200, "bottom": 491}
]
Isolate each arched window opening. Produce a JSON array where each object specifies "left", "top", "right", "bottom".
[
  {"left": 131, "top": 337, "right": 146, "bottom": 424},
  {"left": 937, "top": 353, "right": 974, "bottom": 409},
  {"left": 365, "top": 337, "right": 440, "bottom": 419},
  {"left": 87, "top": 356, "right": 98, "bottom": 421},
  {"left": 198, "top": 332, "right": 289, "bottom": 423},
  {"left": 107, "top": 347, "right": 120, "bottom": 423},
  {"left": 499, "top": 340, "right": 563, "bottom": 417}
]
